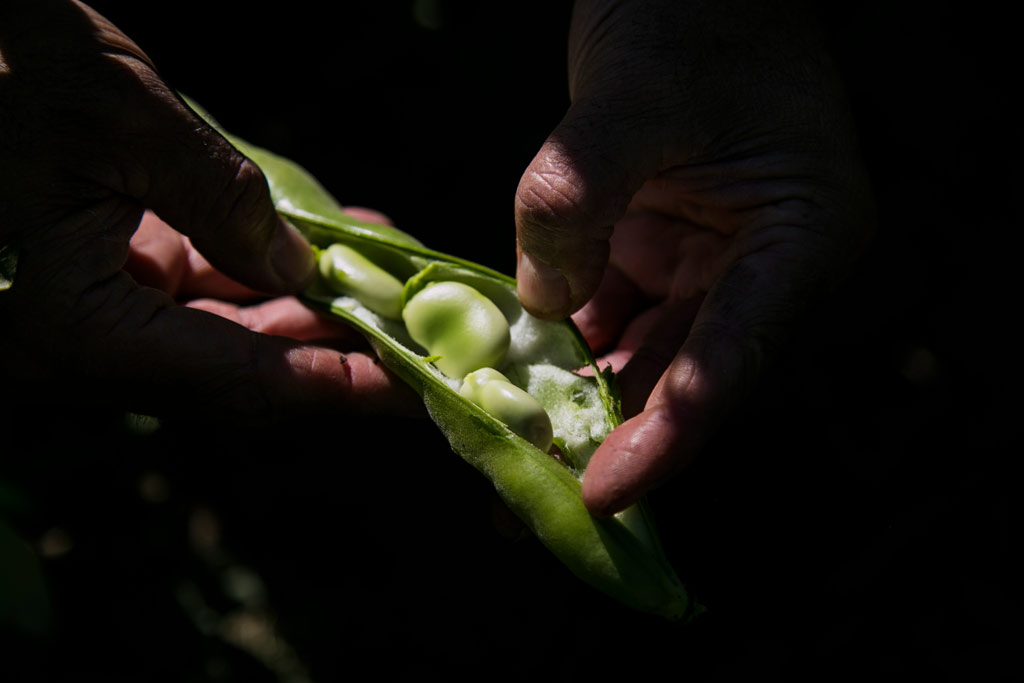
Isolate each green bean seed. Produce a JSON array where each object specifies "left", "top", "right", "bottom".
[
  {"left": 458, "top": 368, "right": 509, "bottom": 402},
  {"left": 319, "top": 243, "right": 404, "bottom": 319},
  {"left": 460, "top": 369, "right": 554, "bottom": 451},
  {"left": 402, "top": 281, "right": 510, "bottom": 379}
]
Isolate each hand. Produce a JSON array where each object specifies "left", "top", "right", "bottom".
[
  {"left": 514, "top": 0, "right": 874, "bottom": 515},
  {"left": 0, "top": 1, "right": 415, "bottom": 417}
]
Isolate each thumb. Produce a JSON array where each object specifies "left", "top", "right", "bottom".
[
  {"left": 1, "top": 0, "right": 316, "bottom": 295},
  {"left": 129, "top": 95, "right": 316, "bottom": 294},
  {"left": 514, "top": 99, "right": 657, "bottom": 319}
]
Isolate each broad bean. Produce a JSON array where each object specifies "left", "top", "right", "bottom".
[
  {"left": 402, "top": 281, "right": 510, "bottom": 379},
  {"left": 460, "top": 368, "right": 553, "bottom": 451},
  {"left": 318, "top": 243, "right": 403, "bottom": 319}
]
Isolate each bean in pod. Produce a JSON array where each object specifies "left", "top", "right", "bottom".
[
  {"left": 200, "top": 103, "right": 700, "bottom": 622},
  {"left": 460, "top": 368, "right": 553, "bottom": 452},
  {"left": 318, "top": 243, "right": 404, "bottom": 319},
  {"left": 402, "top": 281, "right": 511, "bottom": 380}
]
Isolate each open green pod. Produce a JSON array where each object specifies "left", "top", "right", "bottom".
[{"left": 194, "top": 100, "right": 698, "bottom": 621}]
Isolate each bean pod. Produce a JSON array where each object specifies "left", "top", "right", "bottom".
[{"left": 196, "top": 100, "right": 699, "bottom": 621}]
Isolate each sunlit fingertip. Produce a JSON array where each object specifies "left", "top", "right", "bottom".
[
  {"left": 517, "top": 251, "right": 571, "bottom": 319},
  {"left": 269, "top": 217, "right": 316, "bottom": 289}
]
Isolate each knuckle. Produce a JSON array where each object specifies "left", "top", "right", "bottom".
[
  {"left": 515, "top": 166, "right": 616, "bottom": 266},
  {"left": 516, "top": 166, "right": 588, "bottom": 237}
]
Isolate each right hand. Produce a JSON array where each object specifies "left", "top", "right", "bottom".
[{"left": 514, "top": 0, "right": 875, "bottom": 515}]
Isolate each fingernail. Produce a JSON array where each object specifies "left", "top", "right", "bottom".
[
  {"left": 517, "top": 251, "right": 570, "bottom": 318},
  {"left": 270, "top": 218, "right": 316, "bottom": 288}
]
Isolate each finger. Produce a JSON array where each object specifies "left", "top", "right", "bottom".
[
  {"left": 581, "top": 248, "right": 815, "bottom": 517},
  {"left": 570, "top": 264, "right": 647, "bottom": 355},
  {"left": 614, "top": 296, "right": 703, "bottom": 418},
  {"left": 175, "top": 236, "right": 268, "bottom": 302},
  {"left": 167, "top": 306, "right": 418, "bottom": 417},
  {"left": 124, "top": 210, "right": 189, "bottom": 294},
  {"left": 187, "top": 296, "right": 368, "bottom": 345},
  {"left": 126, "top": 211, "right": 264, "bottom": 301},
  {"left": 100, "top": 292, "right": 416, "bottom": 418},
  {"left": 342, "top": 206, "right": 395, "bottom": 226},
  {"left": 129, "top": 97, "right": 316, "bottom": 294},
  {"left": 514, "top": 97, "right": 661, "bottom": 320},
  {"left": 608, "top": 205, "right": 732, "bottom": 302},
  {"left": 584, "top": 304, "right": 664, "bottom": 379}
]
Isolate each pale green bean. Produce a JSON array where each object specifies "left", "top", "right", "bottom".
[
  {"left": 319, "top": 243, "right": 404, "bottom": 319},
  {"left": 460, "top": 368, "right": 553, "bottom": 451},
  {"left": 402, "top": 281, "right": 510, "bottom": 379}
]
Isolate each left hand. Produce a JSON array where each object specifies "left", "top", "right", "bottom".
[{"left": 0, "top": 0, "right": 417, "bottom": 418}]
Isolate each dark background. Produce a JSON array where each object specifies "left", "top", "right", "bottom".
[{"left": 1, "top": 1, "right": 1015, "bottom": 681}]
